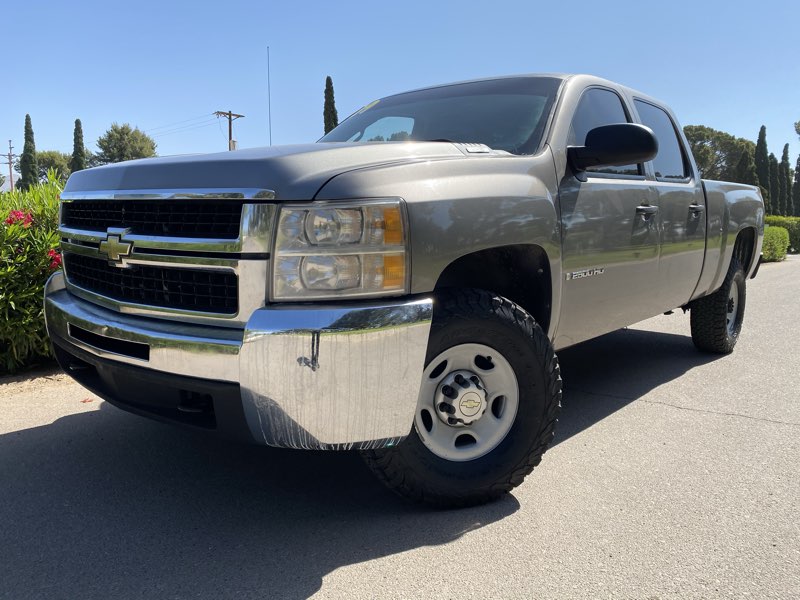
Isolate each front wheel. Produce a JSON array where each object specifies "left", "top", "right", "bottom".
[{"left": 362, "top": 289, "right": 561, "bottom": 508}]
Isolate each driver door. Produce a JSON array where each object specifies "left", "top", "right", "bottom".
[{"left": 555, "top": 87, "right": 661, "bottom": 348}]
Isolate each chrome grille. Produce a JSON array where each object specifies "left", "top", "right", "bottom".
[
  {"left": 61, "top": 200, "right": 245, "bottom": 239},
  {"left": 64, "top": 253, "right": 238, "bottom": 315}
]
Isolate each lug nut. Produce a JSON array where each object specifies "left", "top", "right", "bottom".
[
  {"left": 454, "top": 374, "right": 467, "bottom": 387},
  {"left": 441, "top": 385, "right": 456, "bottom": 398}
]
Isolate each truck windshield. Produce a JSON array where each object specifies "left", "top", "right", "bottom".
[{"left": 320, "top": 77, "right": 562, "bottom": 155}]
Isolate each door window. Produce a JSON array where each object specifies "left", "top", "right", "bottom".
[
  {"left": 569, "top": 88, "right": 640, "bottom": 177},
  {"left": 634, "top": 100, "right": 690, "bottom": 181}
]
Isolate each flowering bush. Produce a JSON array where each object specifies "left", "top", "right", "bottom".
[
  {"left": 0, "top": 172, "right": 62, "bottom": 374},
  {"left": 5, "top": 210, "right": 34, "bottom": 227}
]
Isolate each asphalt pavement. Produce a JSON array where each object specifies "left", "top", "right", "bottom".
[{"left": 1, "top": 257, "right": 798, "bottom": 599}]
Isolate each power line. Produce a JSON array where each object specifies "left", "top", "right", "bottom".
[
  {"left": 214, "top": 110, "right": 245, "bottom": 151},
  {"left": 145, "top": 114, "right": 215, "bottom": 133},
  {"left": 150, "top": 118, "right": 219, "bottom": 138}
]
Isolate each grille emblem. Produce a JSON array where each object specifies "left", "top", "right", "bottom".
[{"left": 99, "top": 228, "right": 133, "bottom": 267}]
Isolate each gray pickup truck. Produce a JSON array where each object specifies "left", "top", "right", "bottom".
[{"left": 45, "top": 74, "right": 764, "bottom": 507}]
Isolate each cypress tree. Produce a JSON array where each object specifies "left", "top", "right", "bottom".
[
  {"left": 778, "top": 145, "right": 790, "bottom": 216},
  {"left": 769, "top": 153, "right": 781, "bottom": 215},
  {"left": 19, "top": 114, "right": 39, "bottom": 190},
  {"left": 323, "top": 76, "right": 339, "bottom": 135},
  {"left": 70, "top": 119, "right": 86, "bottom": 173},
  {"left": 733, "top": 146, "right": 759, "bottom": 187},
  {"left": 793, "top": 155, "right": 800, "bottom": 217},
  {"left": 780, "top": 144, "right": 793, "bottom": 217},
  {"left": 754, "top": 126, "right": 770, "bottom": 211}
]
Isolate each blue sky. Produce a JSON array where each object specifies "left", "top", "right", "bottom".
[{"left": 3, "top": 0, "right": 798, "bottom": 185}]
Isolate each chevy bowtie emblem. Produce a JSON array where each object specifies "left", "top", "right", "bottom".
[{"left": 99, "top": 228, "right": 133, "bottom": 267}]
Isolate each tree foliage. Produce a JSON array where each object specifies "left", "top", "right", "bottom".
[
  {"left": 779, "top": 144, "right": 793, "bottom": 217},
  {"left": 18, "top": 114, "right": 39, "bottom": 191},
  {"left": 754, "top": 125, "right": 770, "bottom": 208},
  {"left": 95, "top": 123, "right": 157, "bottom": 164},
  {"left": 70, "top": 119, "right": 86, "bottom": 173},
  {"left": 733, "top": 146, "right": 759, "bottom": 187},
  {"left": 769, "top": 153, "right": 781, "bottom": 215},
  {"left": 323, "top": 76, "right": 339, "bottom": 135},
  {"left": 794, "top": 155, "right": 800, "bottom": 217},
  {"left": 36, "top": 151, "right": 71, "bottom": 183},
  {"left": 683, "top": 125, "right": 753, "bottom": 181}
]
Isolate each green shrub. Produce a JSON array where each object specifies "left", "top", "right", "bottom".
[
  {"left": 762, "top": 225, "right": 790, "bottom": 263},
  {"left": 0, "top": 171, "right": 62, "bottom": 374},
  {"left": 765, "top": 215, "right": 800, "bottom": 253}
]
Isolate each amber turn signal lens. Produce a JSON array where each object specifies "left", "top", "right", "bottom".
[
  {"left": 382, "top": 253, "right": 406, "bottom": 288},
  {"left": 383, "top": 206, "right": 403, "bottom": 246}
]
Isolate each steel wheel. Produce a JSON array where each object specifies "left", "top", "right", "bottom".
[{"left": 414, "top": 343, "right": 519, "bottom": 462}]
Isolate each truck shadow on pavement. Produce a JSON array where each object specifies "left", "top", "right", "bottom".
[
  {"left": 0, "top": 328, "right": 718, "bottom": 599},
  {"left": 0, "top": 404, "right": 517, "bottom": 600},
  {"left": 554, "top": 327, "right": 722, "bottom": 447}
]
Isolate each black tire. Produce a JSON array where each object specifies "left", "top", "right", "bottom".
[
  {"left": 361, "top": 289, "right": 562, "bottom": 508},
  {"left": 690, "top": 257, "right": 746, "bottom": 354}
]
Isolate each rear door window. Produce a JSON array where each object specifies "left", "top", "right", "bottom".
[{"left": 634, "top": 100, "right": 690, "bottom": 181}]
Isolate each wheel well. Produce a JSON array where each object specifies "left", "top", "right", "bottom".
[
  {"left": 733, "top": 227, "right": 756, "bottom": 273},
  {"left": 433, "top": 245, "right": 552, "bottom": 332}
]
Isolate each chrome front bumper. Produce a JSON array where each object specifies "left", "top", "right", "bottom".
[{"left": 44, "top": 272, "right": 433, "bottom": 450}]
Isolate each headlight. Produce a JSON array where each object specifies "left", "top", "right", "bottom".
[{"left": 272, "top": 199, "right": 408, "bottom": 300}]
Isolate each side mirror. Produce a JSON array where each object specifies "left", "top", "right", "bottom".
[{"left": 567, "top": 123, "right": 658, "bottom": 173}]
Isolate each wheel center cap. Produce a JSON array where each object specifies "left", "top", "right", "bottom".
[
  {"left": 434, "top": 370, "right": 488, "bottom": 426},
  {"left": 459, "top": 392, "right": 483, "bottom": 417}
]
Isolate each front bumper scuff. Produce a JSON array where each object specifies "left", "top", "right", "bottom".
[{"left": 44, "top": 272, "right": 433, "bottom": 450}]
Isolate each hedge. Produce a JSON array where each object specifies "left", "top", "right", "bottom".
[
  {"left": 762, "top": 226, "right": 790, "bottom": 263},
  {"left": 764, "top": 215, "right": 800, "bottom": 253},
  {"left": 0, "top": 172, "right": 62, "bottom": 375}
]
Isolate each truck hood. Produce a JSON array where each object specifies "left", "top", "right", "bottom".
[{"left": 63, "top": 142, "right": 469, "bottom": 200}]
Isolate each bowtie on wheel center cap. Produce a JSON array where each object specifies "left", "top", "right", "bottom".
[{"left": 434, "top": 370, "right": 488, "bottom": 426}]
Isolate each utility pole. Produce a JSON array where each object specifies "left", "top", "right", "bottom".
[
  {"left": 3, "top": 140, "right": 16, "bottom": 192},
  {"left": 214, "top": 110, "right": 245, "bottom": 151}
]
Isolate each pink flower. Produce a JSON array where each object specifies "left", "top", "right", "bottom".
[
  {"left": 48, "top": 249, "right": 62, "bottom": 269},
  {"left": 5, "top": 210, "right": 33, "bottom": 227}
]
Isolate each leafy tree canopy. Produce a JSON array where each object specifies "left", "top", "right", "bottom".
[
  {"left": 13, "top": 150, "right": 72, "bottom": 183},
  {"left": 683, "top": 125, "right": 754, "bottom": 181},
  {"left": 36, "top": 150, "right": 71, "bottom": 182},
  {"left": 96, "top": 123, "right": 157, "bottom": 164}
]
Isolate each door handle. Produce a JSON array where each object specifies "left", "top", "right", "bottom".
[
  {"left": 636, "top": 204, "right": 659, "bottom": 216},
  {"left": 688, "top": 203, "right": 705, "bottom": 213}
]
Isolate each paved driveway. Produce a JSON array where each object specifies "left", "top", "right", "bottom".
[{"left": 2, "top": 257, "right": 798, "bottom": 599}]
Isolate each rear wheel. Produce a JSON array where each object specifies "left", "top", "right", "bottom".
[
  {"left": 362, "top": 289, "right": 561, "bottom": 508},
  {"left": 690, "top": 257, "right": 746, "bottom": 354}
]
